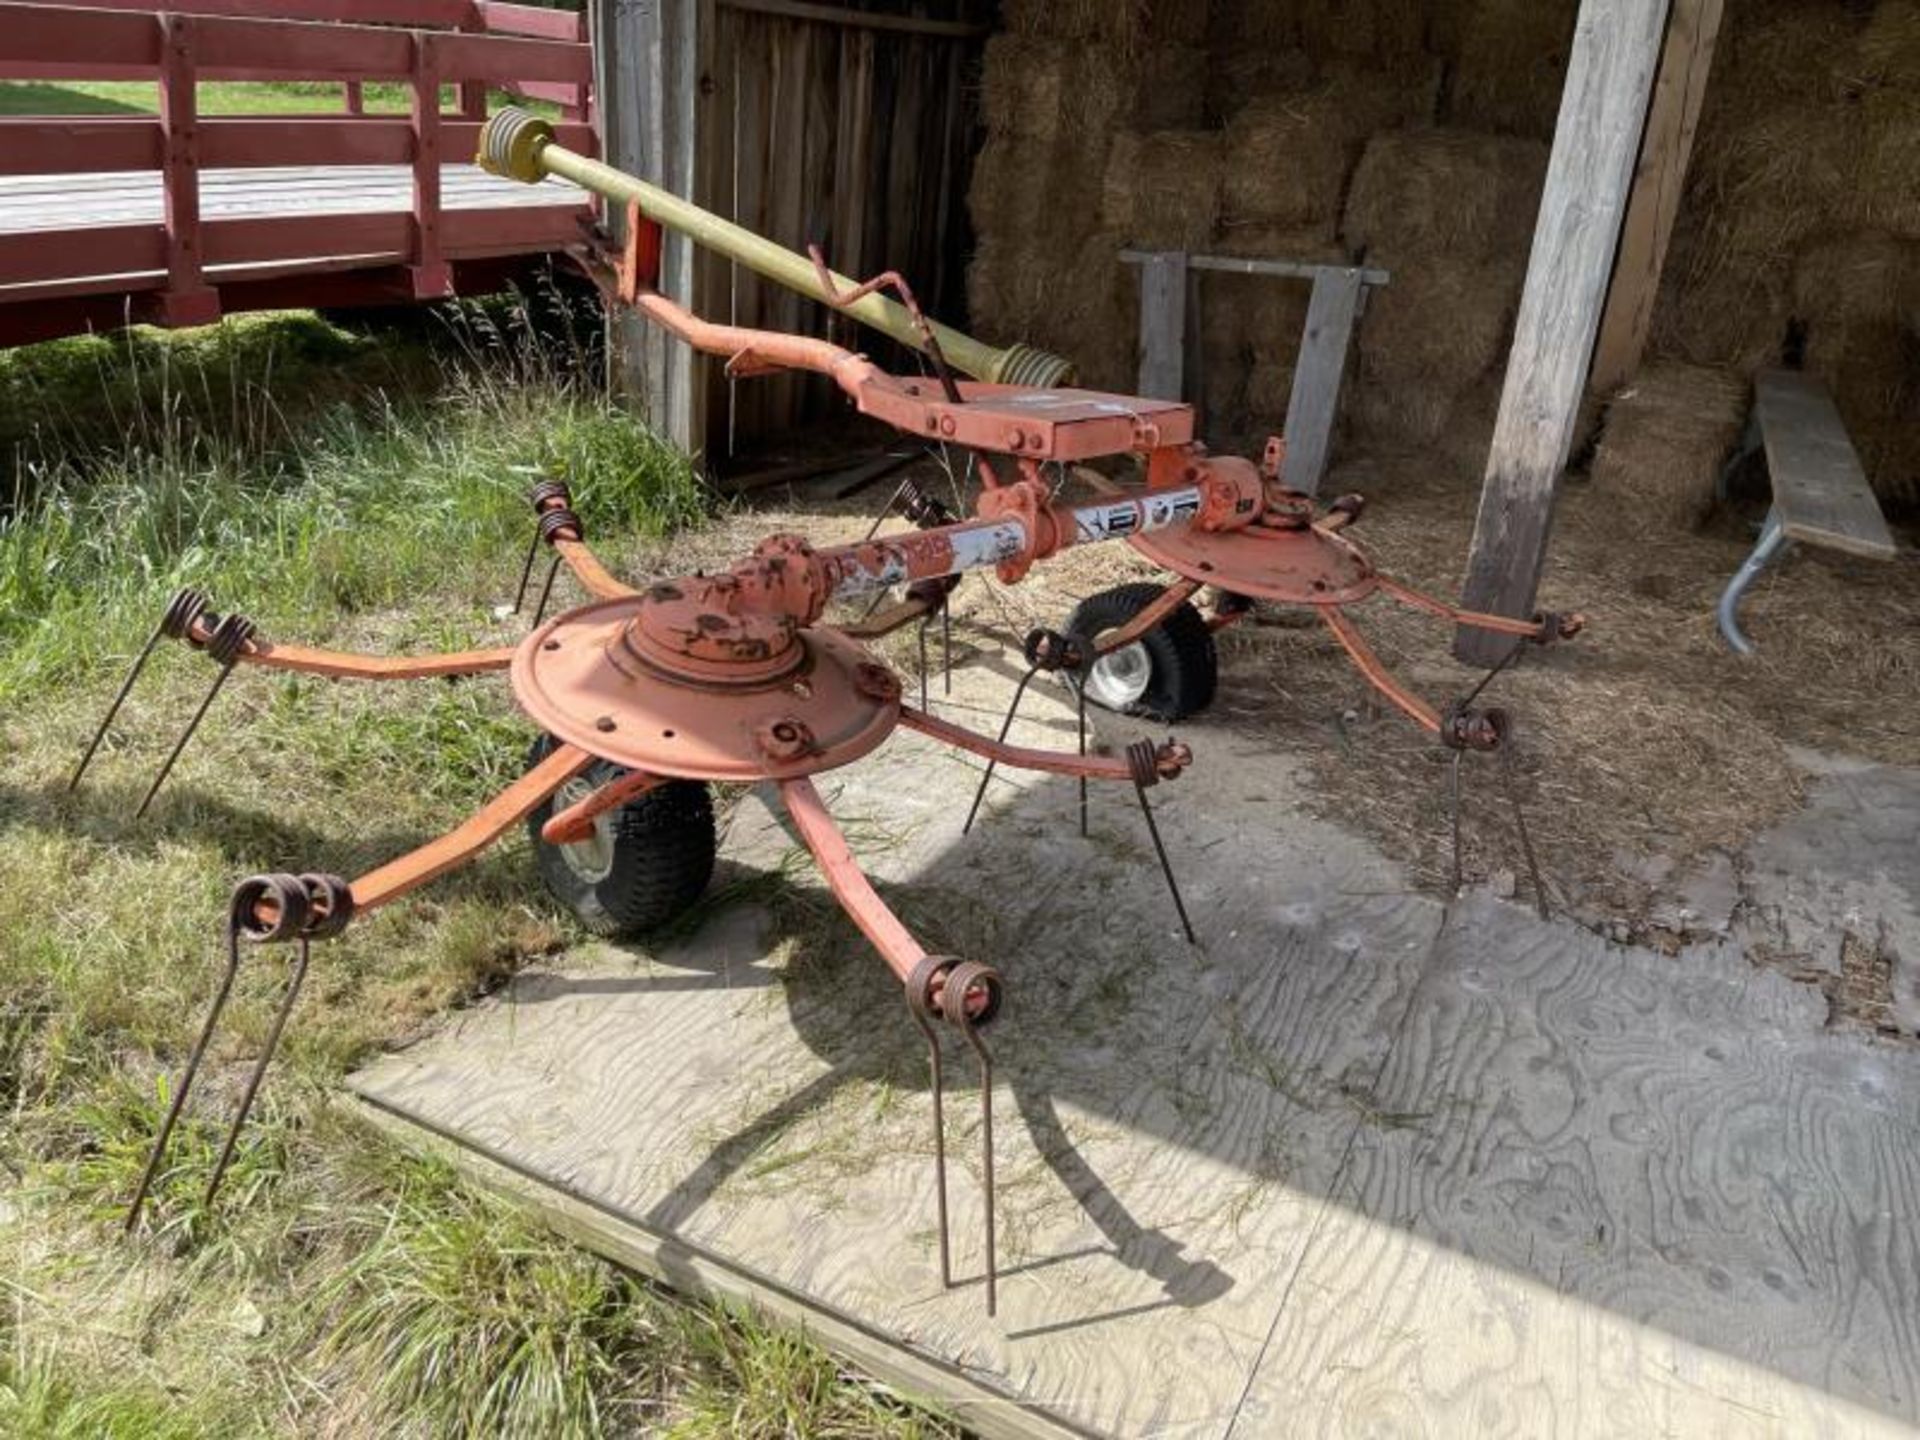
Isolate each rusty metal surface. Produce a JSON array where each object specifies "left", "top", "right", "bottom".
[{"left": 512, "top": 596, "right": 900, "bottom": 782}]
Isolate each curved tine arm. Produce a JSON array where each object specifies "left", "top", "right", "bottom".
[
  {"left": 182, "top": 615, "right": 516, "bottom": 679},
  {"left": 1317, "top": 606, "right": 1442, "bottom": 735},
  {"left": 1373, "top": 574, "right": 1564, "bottom": 640},
  {"left": 541, "top": 767, "right": 666, "bottom": 844},
  {"left": 778, "top": 776, "right": 928, "bottom": 987},
  {"left": 240, "top": 639, "right": 517, "bottom": 680},
  {"left": 898, "top": 704, "right": 1144, "bottom": 782},
  {"left": 1092, "top": 578, "right": 1202, "bottom": 657},
  {"left": 553, "top": 536, "right": 638, "bottom": 600},
  {"left": 348, "top": 742, "right": 595, "bottom": 914}
]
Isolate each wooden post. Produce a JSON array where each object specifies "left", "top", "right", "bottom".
[
  {"left": 155, "top": 13, "right": 219, "bottom": 328},
  {"left": 409, "top": 31, "right": 451, "bottom": 298},
  {"left": 1280, "top": 267, "right": 1366, "bottom": 497},
  {"left": 1135, "top": 251, "right": 1188, "bottom": 402},
  {"left": 593, "top": 0, "right": 705, "bottom": 455},
  {"left": 1455, "top": 0, "right": 1674, "bottom": 665},
  {"left": 1589, "top": 0, "right": 1725, "bottom": 396}
]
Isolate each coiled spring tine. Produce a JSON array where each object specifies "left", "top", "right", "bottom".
[
  {"left": 966, "top": 1024, "right": 996, "bottom": 1316},
  {"left": 137, "top": 610, "right": 253, "bottom": 820},
  {"left": 917, "top": 611, "right": 933, "bottom": 714},
  {"left": 72, "top": 588, "right": 207, "bottom": 794},
  {"left": 531, "top": 554, "right": 563, "bottom": 627},
  {"left": 962, "top": 664, "right": 1041, "bottom": 836},
  {"left": 1500, "top": 743, "right": 1550, "bottom": 921},
  {"left": 203, "top": 936, "right": 310, "bottom": 1209},
  {"left": 512, "top": 527, "right": 543, "bottom": 613},
  {"left": 124, "top": 895, "right": 250, "bottom": 1233},
  {"left": 1129, "top": 741, "right": 1196, "bottom": 945},
  {"left": 907, "top": 999, "right": 950, "bottom": 1289},
  {"left": 1448, "top": 749, "right": 1464, "bottom": 895}
]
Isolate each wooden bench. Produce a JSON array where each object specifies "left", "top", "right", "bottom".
[{"left": 1716, "top": 368, "right": 1898, "bottom": 654}]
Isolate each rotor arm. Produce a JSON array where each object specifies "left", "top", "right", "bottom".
[{"left": 898, "top": 704, "right": 1191, "bottom": 784}]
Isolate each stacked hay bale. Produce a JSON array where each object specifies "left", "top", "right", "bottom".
[
  {"left": 1590, "top": 362, "right": 1750, "bottom": 533},
  {"left": 1643, "top": 0, "right": 1920, "bottom": 513},
  {"left": 1339, "top": 128, "right": 1548, "bottom": 457}
]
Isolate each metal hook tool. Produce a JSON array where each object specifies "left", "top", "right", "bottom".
[{"left": 137, "top": 610, "right": 256, "bottom": 819}]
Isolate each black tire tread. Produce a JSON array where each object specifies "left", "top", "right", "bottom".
[
  {"left": 1064, "top": 581, "right": 1218, "bottom": 722},
  {"left": 525, "top": 735, "right": 716, "bottom": 938}
]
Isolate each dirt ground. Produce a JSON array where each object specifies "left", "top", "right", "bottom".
[{"left": 642, "top": 428, "right": 1920, "bottom": 1028}]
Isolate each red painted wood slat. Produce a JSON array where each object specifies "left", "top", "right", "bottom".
[
  {"left": 0, "top": 120, "right": 163, "bottom": 175},
  {"left": 2, "top": 0, "right": 475, "bottom": 26},
  {"left": 436, "top": 31, "right": 591, "bottom": 85},
  {"left": 0, "top": 5, "right": 161, "bottom": 66},
  {"left": 201, "top": 210, "right": 409, "bottom": 266},
  {"left": 0, "top": 224, "right": 167, "bottom": 285}
]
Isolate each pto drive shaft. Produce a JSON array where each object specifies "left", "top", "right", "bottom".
[{"left": 477, "top": 107, "right": 1073, "bottom": 389}]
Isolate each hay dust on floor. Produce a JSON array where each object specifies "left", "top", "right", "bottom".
[{"left": 607, "top": 443, "right": 1919, "bottom": 936}]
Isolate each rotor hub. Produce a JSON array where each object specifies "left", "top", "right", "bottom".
[
  {"left": 1125, "top": 494, "right": 1378, "bottom": 605},
  {"left": 512, "top": 591, "right": 899, "bottom": 782}
]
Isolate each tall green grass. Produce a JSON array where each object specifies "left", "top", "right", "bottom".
[{"left": 0, "top": 304, "right": 948, "bottom": 1437}]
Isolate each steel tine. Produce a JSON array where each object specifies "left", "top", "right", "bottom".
[
  {"left": 942, "top": 607, "right": 952, "bottom": 696},
  {"left": 70, "top": 625, "right": 167, "bottom": 793},
  {"left": 865, "top": 478, "right": 912, "bottom": 542},
  {"left": 136, "top": 658, "right": 237, "bottom": 820},
  {"left": 1133, "top": 778, "right": 1197, "bottom": 945},
  {"left": 511, "top": 528, "right": 543, "bottom": 613},
  {"left": 910, "top": 1007, "right": 951, "bottom": 1289},
  {"left": 531, "top": 555, "right": 563, "bottom": 627},
  {"left": 962, "top": 666, "right": 1040, "bottom": 835},
  {"left": 125, "top": 923, "right": 246, "bottom": 1232},
  {"left": 963, "top": 1024, "right": 997, "bottom": 1317},
  {"left": 917, "top": 612, "right": 932, "bottom": 714},
  {"left": 204, "top": 937, "right": 311, "bottom": 1208},
  {"left": 1448, "top": 749, "right": 1464, "bottom": 895},
  {"left": 1077, "top": 682, "right": 1089, "bottom": 839},
  {"left": 1500, "top": 745, "right": 1551, "bottom": 921}
]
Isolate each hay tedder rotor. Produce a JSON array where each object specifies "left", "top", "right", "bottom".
[{"left": 84, "top": 109, "right": 1584, "bottom": 1315}]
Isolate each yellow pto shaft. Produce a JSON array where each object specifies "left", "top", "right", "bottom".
[{"left": 478, "top": 107, "right": 1073, "bottom": 388}]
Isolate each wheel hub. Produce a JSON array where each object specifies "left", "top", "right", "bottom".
[
  {"left": 1084, "top": 638, "right": 1153, "bottom": 709},
  {"left": 552, "top": 774, "right": 615, "bottom": 881}
]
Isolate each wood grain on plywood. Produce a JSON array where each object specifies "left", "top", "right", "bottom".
[{"left": 1232, "top": 893, "right": 1920, "bottom": 1436}]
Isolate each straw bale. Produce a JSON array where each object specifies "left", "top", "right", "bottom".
[
  {"left": 1208, "top": 0, "right": 1301, "bottom": 46},
  {"left": 1218, "top": 74, "right": 1407, "bottom": 230},
  {"left": 1713, "top": 0, "right": 1857, "bottom": 111},
  {"left": 1354, "top": 251, "right": 1525, "bottom": 386},
  {"left": 1858, "top": 89, "right": 1920, "bottom": 238},
  {"left": 1861, "top": 0, "right": 1920, "bottom": 87},
  {"left": 1296, "top": 0, "right": 1428, "bottom": 65},
  {"left": 1001, "top": 0, "right": 1206, "bottom": 54},
  {"left": 1101, "top": 130, "right": 1223, "bottom": 248},
  {"left": 1342, "top": 128, "right": 1548, "bottom": 265},
  {"left": 966, "top": 132, "right": 1108, "bottom": 254},
  {"left": 1647, "top": 245, "right": 1792, "bottom": 371},
  {"left": 1130, "top": 44, "right": 1209, "bottom": 130},
  {"left": 1445, "top": 0, "right": 1578, "bottom": 139},
  {"left": 1209, "top": 46, "right": 1317, "bottom": 110},
  {"left": 1590, "top": 362, "right": 1748, "bottom": 534},
  {"left": 980, "top": 35, "right": 1129, "bottom": 142},
  {"left": 1344, "top": 379, "right": 1459, "bottom": 448}
]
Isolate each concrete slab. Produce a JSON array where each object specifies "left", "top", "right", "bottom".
[{"left": 350, "top": 649, "right": 1920, "bottom": 1438}]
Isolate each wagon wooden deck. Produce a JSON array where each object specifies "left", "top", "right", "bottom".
[{"left": 349, "top": 669, "right": 1920, "bottom": 1440}]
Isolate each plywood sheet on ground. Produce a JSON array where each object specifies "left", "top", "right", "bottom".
[{"left": 350, "top": 660, "right": 1920, "bottom": 1439}]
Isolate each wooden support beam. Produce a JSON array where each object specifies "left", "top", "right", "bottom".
[
  {"left": 1589, "top": 0, "right": 1725, "bottom": 396},
  {"left": 592, "top": 0, "right": 705, "bottom": 455},
  {"left": 1455, "top": 0, "right": 1673, "bottom": 665},
  {"left": 1135, "top": 251, "right": 1188, "bottom": 402}
]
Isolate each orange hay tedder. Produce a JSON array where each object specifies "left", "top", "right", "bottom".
[{"left": 82, "top": 110, "right": 1582, "bottom": 1315}]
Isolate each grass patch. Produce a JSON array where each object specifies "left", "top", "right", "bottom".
[
  {"left": 0, "top": 307, "right": 950, "bottom": 1436},
  {"left": 0, "top": 79, "right": 555, "bottom": 119}
]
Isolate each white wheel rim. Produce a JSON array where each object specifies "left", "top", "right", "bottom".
[
  {"left": 1084, "top": 639, "right": 1153, "bottom": 709},
  {"left": 553, "top": 775, "right": 615, "bottom": 883}
]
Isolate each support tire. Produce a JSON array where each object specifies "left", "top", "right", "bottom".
[
  {"left": 1063, "top": 582, "right": 1218, "bottom": 722},
  {"left": 525, "top": 735, "right": 716, "bottom": 938}
]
